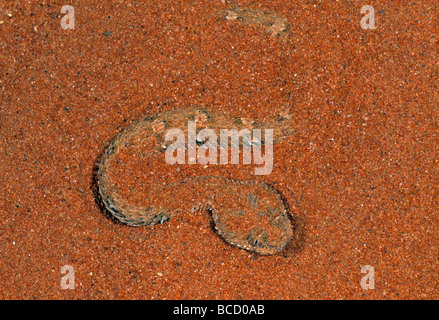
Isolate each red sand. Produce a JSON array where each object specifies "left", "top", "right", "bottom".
[{"left": 0, "top": 0, "right": 438, "bottom": 299}]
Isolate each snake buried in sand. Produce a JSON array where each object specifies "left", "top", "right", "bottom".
[
  {"left": 97, "top": 9, "right": 298, "bottom": 255},
  {"left": 97, "top": 107, "right": 303, "bottom": 255}
]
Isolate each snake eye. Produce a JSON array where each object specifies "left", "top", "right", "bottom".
[
  {"left": 247, "top": 228, "right": 269, "bottom": 247},
  {"left": 196, "top": 138, "right": 204, "bottom": 146}
]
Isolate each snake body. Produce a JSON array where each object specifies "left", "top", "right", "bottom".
[
  {"left": 97, "top": 108, "right": 297, "bottom": 255},
  {"left": 97, "top": 8, "right": 295, "bottom": 255}
]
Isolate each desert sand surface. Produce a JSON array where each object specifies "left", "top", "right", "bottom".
[{"left": 0, "top": 0, "right": 438, "bottom": 299}]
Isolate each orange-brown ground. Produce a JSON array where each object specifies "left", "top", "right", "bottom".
[{"left": 0, "top": 0, "right": 438, "bottom": 299}]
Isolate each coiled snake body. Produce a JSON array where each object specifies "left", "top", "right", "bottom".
[
  {"left": 98, "top": 8, "right": 296, "bottom": 255},
  {"left": 97, "top": 108, "right": 297, "bottom": 255}
]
